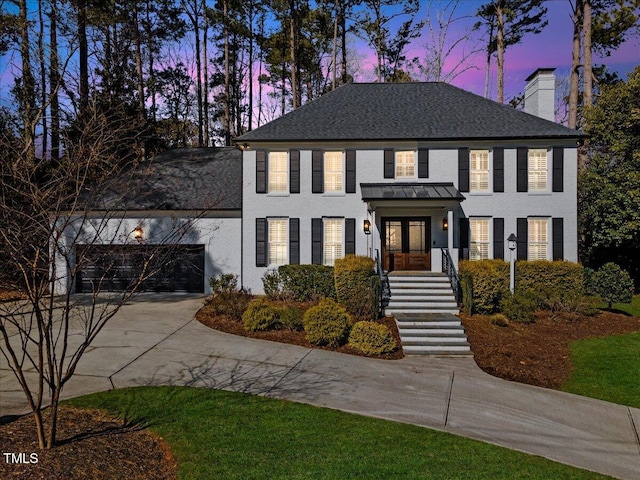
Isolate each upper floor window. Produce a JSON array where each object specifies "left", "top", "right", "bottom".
[
  {"left": 268, "top": 218, "right": 288, "bottom": 265},
  {"left": 470, "top": 218, "right": 490, "bottom": 260},
  {"left": 323, "top": 219, "right": 343, "bottom": 266},
  {"left": 470, "top": 150, "right": 490, "bottom": 192},
  {"left": 268, "top": 151, "right": 288, "bottom": 193},
  {"left": 528, "top": 149, "right": 548, "bottom": 191},
  {"left": 528, "top": 218, "right": 548, "bottom": 260},
  {"left": 324, "top": 151, "right": 343, "bottom": 192},
  {"left": 395, "top": 151, "right": 415, "bottom": 178}
]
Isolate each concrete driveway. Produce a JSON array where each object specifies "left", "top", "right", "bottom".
[{"left": 2, "top": 294, "right": 640, "bottom": 479}]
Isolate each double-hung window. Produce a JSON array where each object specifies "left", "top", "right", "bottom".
[
  {"left": 323, "top": 219, "right": 343, "bottom": 266},
  {"left": 470, "top": 150, "right": 490, "bottom": 192},
  {"left": 528, "top": 218, "right": 548, "bottom": 260},
  {"left": 324, "top": 151, "right": 343, "bottom": 192},
  {"left": 395, "top": 151, "right": 415, "bottom": 178},
  {"left": 528, "top": 149, "right": 548, "bottom": 191},
  {"left": 470, "top": 218, "right": 490, "bottom": 260},
  {"left": 268, "top": 151, "right": 288, "bottom": 193},
  {"left": 268, "top": 219, "right": 288, "bottom": 265}
]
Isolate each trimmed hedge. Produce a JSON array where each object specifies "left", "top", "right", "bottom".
[
  {"left": 242, "top": 298, "right": 282, "bottom": 332},
  {"left": 334, "top": 255, "right": 379, "bottom": 321},
  {"left": 302, "top": 298, "right": 351, "bottom": 347},
  {"left": 516, "top": 261, "right": 584, "bottom": 301},
  {"left": 262, "top": 265, "right": 335, "bottom": 302},
  {"left": 458, "top": 260, "right": 509, "bottom": 314},
  {"left": 348, "top": 321, "right": 397, "bottom": 355}
]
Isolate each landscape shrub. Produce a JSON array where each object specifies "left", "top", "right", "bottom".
[
  {"left": 262, "top": 265, "right": 335, "bottom": 302},
  {"left": 585, "top": 262, "right": 634, "bottom": 308},
  {"left": 500, "top": 291, "right": 538, "bottom": 324},
  {"left": 458, "top": 260, "right": 509, "bottom": 314},
  {"left": 242, "top": 298, "right": 282, "bottom": 332},
  {"left": 302, "top": 298, "right": 351, "bottom": 347},
  {"left": 348, "top": 321, "right": 397, "bottom": 355},
  {"left": 516, "top": 261, "right": 584, "bottom": 309},
  {"left": 489, "top": 313, "right": 509, "bottom": 327},
  {"left": 209, "top": 273, "right": 249, "bottom": 296},
  {"left": 334, "top": 255, "right": 379, "bottom": 321},
  {"left": 277, "top": 304, "right": 305, "bottom": 331},
  {"left": 206, "top": 291, "right": 252, "bottom": 321}
]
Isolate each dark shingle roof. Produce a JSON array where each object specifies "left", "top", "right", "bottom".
[
  {"left": 237, "top": 82, "right": 583, "bottom": 142},
  {"left": 91, "top": 147, "right": 241, "bottom": 211},
  {"left": 360, "top": 183, "right": 465, "bottom": 201}
]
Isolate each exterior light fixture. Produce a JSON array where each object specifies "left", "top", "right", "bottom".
[
  {"left": 133, "top": 226, "right": 144, "bottom": 241},
  {"left": 442, "top": 218, "right": 449, "bottom": 231},
  {"left": 507, "top": 233, "right": 517, "bottom": 293},
  {"left": 363, "top": 219, "right": 371, "bottom": 235},
  {"left": 507, "top": 233, "right": 517, "bottom": 251}
]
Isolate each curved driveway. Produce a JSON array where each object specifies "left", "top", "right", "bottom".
[{"left": 2, "top": 295, "right": 639, "bottom": 479}]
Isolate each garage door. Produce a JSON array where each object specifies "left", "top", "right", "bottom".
[{"left": 76, "top": 244, "right": 205, "bottom": 293}]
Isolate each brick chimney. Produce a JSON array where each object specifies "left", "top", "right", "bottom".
[{"left": 524, "top": 68, "right": 556, "bottom": 122}]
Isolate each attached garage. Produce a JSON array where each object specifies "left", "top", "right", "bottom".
[{"left": 75, "top": 244, "right": 205, "bottom": 294}]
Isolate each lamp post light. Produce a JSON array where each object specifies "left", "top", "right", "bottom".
[{"left": 507, "top": 233, "right": 517, "bottom": 293}]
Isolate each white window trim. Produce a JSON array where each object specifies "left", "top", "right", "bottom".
[
  {"left": 527, "top": 217, "right": 550, "bottom": 261},
  {"left": 528, "top": 148, "right": 549, "bottom": 193},
  {"left": 268, "top": 218, "right": 288, "bottom": 266},
  {"left": 323, "top": 218, "right": 344, "bottom": 266},
  {"left": 395, "top": 150, "right": 416, "bottom": 179},
  {"left": 470, "top": 149, "right": 491, "bottom": 193},
  {"left": 470, "top": 218, "right": 491, "bottom": 261},
  {"left": 323, "top": 151, "right": 344, "bottom": 194},
  {"left": 268, "top": 151, "right": 288, "bottom": 194}
]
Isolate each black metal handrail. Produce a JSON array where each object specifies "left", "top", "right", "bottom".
[
  {"left": 442, "top": 248, "right": 461, "bottom": 303},
  {"left": 375, "top": 249, "right": 390, "bottom": 307}
]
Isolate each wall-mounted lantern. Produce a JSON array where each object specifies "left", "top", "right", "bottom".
[
  {"left": 442, "top": 218, "right": 449, "bottom": 231},
  {"left": 133, "top": 226, "right": 144, "bottom": 242},
  {"left": 363, "top": 219, "right": 371, "bottom": 235}
]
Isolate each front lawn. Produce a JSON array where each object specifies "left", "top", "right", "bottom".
[
  {"left": 561, "top": 332, "right": 640, "bottom": 408},
  {"left": 601, "top": 294, "right": 640, "bottom": 317},
  {"left": 63, "top": 386, "right": 611, "bottom": 479}
]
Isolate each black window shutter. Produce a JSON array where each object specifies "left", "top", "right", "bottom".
[
  {"left": 311, "top": 218, "right": 323, "bottom": 264},
  {"left": 493, "top": 218, "right": 505, "bottom": 260},
  {"left": 552, "top": 218, "right": 564, "bottom": 260},
  {"left": 459, "top": 217, "right": 469, "bottom": 261},
  {"left": 256, "top": 218, "right": 267, "bottom": 266},
  {"left": 256, "top": 150, "right": 267, "bottom": 194},
  {"left": 345, "top": 218, "right": 356, "bottom": 255},
  {"left": 312, "top": 150, "right": 323, "bottom": 193},
  {"left": 346, "top": 150, "right": 356, "bottom": 193},
  {"left": 493, "top": 148, "right": 504, "bottom": 192},
  {"left": 458, "top": 148, "right": 470, "bottom": 193},
  {"left": 418, "top": 148, "right": 429, "bottom": 178},
  {"left": 517, "top": 148, "right": 528, "bottom": 192},
  {"left": 552, "top": 147, "right": 564, "bottom": 192},
  {"left": 289, "top": 218, "right": 300, "bottom": 264},
  {"left": 516, "top": 218, "right": 528, "bottom": 260},
  {"left": 383, "top": 149, "right": 395, "bottom": 178},
  {"left": 289, "top": 150, "right": 300, "bottom": 194}
]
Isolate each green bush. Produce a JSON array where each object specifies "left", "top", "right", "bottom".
[
  {"left": 489, "top": 314, "right": 509, "bottom": 327},
  {"left": 334, "top": 255, "right": 378, "bottom": 321},
  {"left": 458, "top": 260, "right": 509, "bottom": 314},
  {"left": 586, "top": 262, "right": 634, "bottom": 308},
  {"left": 206, "top": 291, "right": 253, "bottom": 320},
  {"left": 500, "top": 291, "right": 538, "bottom": 324},
  {"left": 302, "top": 298, "right": 351, "bottom": 347},
  {"left": 209, "top": 273, "right": 249, "bottom": 296},
  {"left": 242, "top": 298, "right": 282, "bottom": 332},
  {"left": 516, "top": 261, "right": 584, "bottom": 308},
  {"left": 348, "top": 321, "right": 397, "bottom": 355},
  {"left": 262, "top": 265, "right": 335, "bottom": 302},
  {"left": 278, "top": 304, "right": 305, "bottom": 331}
]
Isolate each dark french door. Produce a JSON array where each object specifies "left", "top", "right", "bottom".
[{"left": 382, "top": 217, "right": 431, "bottom": 271}]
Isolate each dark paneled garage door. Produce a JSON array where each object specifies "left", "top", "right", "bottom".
[{"left": 76, "top": 244, "right": 205, "bottom": 293}]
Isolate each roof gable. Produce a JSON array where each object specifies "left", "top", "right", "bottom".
[{"left": 237, "top": 82, "right": 582, "bottom": 142}]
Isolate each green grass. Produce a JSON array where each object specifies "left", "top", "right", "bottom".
[
  {"left": 67, "top": 386, "right": 611, "bottom": 479},
  {"left": 601, "top": 294, "right": 640, "bottom": 317},
  {"left": 562, "top": 332, "right": 640, "bottom": 408}
]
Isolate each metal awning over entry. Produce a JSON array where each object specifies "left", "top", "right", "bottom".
[{"left": 360, "top": 183, "right": 465, "bottom": 209}]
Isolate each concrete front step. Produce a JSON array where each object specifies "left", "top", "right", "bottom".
[
  {"left": 402, "top": 344, "right": 472, "bottom": 355},
  {"left": 388, "top": 294, "right": 456, "bottom": 301},
  {"left": 394, "top": 311, "right": 471, "bottom": 356}
]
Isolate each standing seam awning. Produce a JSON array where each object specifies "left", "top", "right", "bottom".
[{"left": 360, "top": 183, "right": 465, "bottom": 202}]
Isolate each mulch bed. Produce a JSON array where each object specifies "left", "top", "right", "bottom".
[
  {"left": 0, "top": 407, "right": 177, "bottom": 480},
  {"left": 195, "top": 302, "right": 405, "bottom": 360},
  {"left": 460, "top": 310, "right": 640, "bottom": 389}
]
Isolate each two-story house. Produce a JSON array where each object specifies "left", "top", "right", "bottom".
[{"left": 236, "top": 68, "right": 583, "bottom": 294}]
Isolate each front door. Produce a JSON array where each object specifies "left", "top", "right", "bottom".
[{"left": 382, "top": 217, "right": 431, "bottom": 271}]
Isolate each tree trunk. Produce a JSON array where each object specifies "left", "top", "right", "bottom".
[
  {"left": 583, "top": 0, "right": 592, "bottom": 108},
  {"left": 340, "top": 2, "right": 347, "bottom": 84},
  {"left": 203, "top": 7, "right": 210, "bottom": 147},
  {"left": 38, "top": 0, "right": 48, "bottom": 159},
  {"left": 133, "top": 2, "right": 146, "bottom": 124},
  {"left": 224, "top": 0, "right": 231, "bottom": 145},
  {"left": 77, "top": 0, "right": 89, "bottom": 118},
  {"left": 496, "top": 2, "right": 505, "bottom": 104},
  {"left": 248, "top": 1, "right": 254, "bottom": 131},
  {"left": 289, "top": 1, "right": 299, "bottom": 109},
  {"left": 332, "top": 5, "right": 338, "bottom": 90},
  {"left": 257, "top": 11, "right": 264, "bottom": 127},
  {"left": 146, "top": 0, "right": 157, "bottom": 123},
  {"left": 484, "top": 22, "right": 494, "bottom": 99},
  {"left": 49, "top": 0, "right": 60, "bottom": 161},
  {"left": 568, "top": 0, "right": 583, "bottom": 129},
  {"left": 19, "top": 0, "right": 36, "bottom": 162}
]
